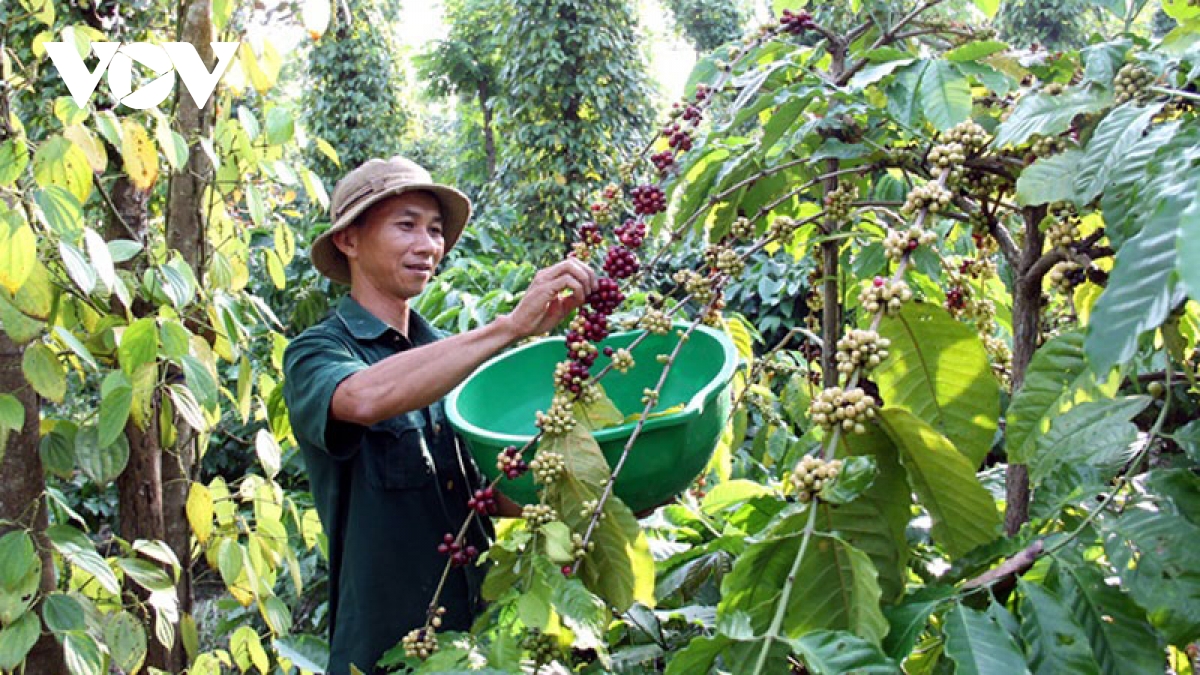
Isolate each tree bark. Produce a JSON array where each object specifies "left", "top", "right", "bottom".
[
  {"left": 0, "top": 336, "right": 67, "bottom": 673},
  {"left": 1004, "top": 206, "right": 1046, "bottom": 535},
  {"left": 158, "top": 0, "right": 218, "bottom": 668},
  {"left": 821, "top": 158, "right": 842, "bottom": 388},
  {"left": 820, "top": 43, "right": 846, "bottom": 387}
]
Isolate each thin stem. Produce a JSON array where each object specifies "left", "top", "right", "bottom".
[
  {"left": 571, "top": 318, "right": 704, "bottom": 574},
  {"left": 750, "top": 503, "right": 817, "bottom": 675}
]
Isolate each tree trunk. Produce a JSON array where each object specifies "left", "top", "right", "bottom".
[
  {"left": 820, "top": 159, "right": 842, "bottom": 387},
  {"left": 0, "top": 336, "right": 67, "bottom": 673},
  {"left": 819, "top": 45, "right": 846, "bottom": 387},
  {"left": 159, "top": 0, "right": 218, "bottom": 668},
  {"left": 1004, "top": 207, "right": 1046, "bottom": 535}
]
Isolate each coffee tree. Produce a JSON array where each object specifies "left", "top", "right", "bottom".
[{"left": 380, "top": 0, "right": 1200, "bottom": 673}]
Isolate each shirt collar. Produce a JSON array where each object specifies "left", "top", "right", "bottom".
[{"left": 334, "top": 295, "right": 440, "bottom": 345}]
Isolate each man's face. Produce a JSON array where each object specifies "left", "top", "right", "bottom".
[{"left": 334, "top": 191, "right": 445, "bottom": 300}]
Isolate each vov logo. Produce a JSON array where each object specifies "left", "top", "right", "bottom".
[{"left": 45, "top": 42, "right": 240, "bottom": 110}]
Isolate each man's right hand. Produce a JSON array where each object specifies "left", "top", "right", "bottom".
[{"left": 506, "top": 258, "right": 599, "bottom": 339}]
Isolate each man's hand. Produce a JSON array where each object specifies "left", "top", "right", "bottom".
[{"left": 507, "top": 258, "right": 599, "bottom": 339}]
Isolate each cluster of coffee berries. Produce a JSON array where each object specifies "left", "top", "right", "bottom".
[
  {"left": 438, "top": 534, "right": 479, "bottom": 567},
  {"left": 631, "top": 184, "right": 667, "bottom": 215},
  {"left": 762, "top": 352, "right": 801, "bottom": 377},
  {"left": 535, "top": 394, "right": 576, "bottom": 436},
  {"left": 789, "top": 455, "right": 843, "bottom": 503},
  {"left": 701, "top": 297, "right": 726, "bottom": 327},
  {"left": 902, "top": 182, "right": 953, "bottom": 215},
  {"left": 615, "top": 219, "right": 646, "bottom": 248},
  {"left": 779, "top": 8, "right": 816, "bottom": 34},
  {"left": 1114, "top": 63, "right": 1153, "bottom": 105},
  {"left": 732, "top": 216, "right": 755, "bottom": 240},
  {"left": 708, "top": 245, "right": 745, "bottom": 278},
  {"left": 467, "top": 486, "right": 498, "bottom": 515},
  {"left": 607, "top": 347, "right": 635, "bottom": 373},
  {"left": 858, "top": 277, "right": 913, "bottom": 315},
  {"left": 944, "top": 119, "right": 991, "bottom": 153},
  {"left": 604, "top": 245, "right": 639, "bottom": 280},
  {"left": 809, "top": 387, "right": 877, "bottom": 434},
  {"left": 958, "top": 257, "right": 996, "bottom": 279},
  {"left": 824, "top": 184, "right": 858, "bottom": 223},
  {"left": 402, "top": 624, "right": 439, "bottom": 660},
  {"left": 522, "top": 503, "right": 557, "bottom": 526},
  {"left": 530, "top": 451, "right": 566, "bottom": 485},
  {"left": 581, "top": 498, "right": 604, "bottom": 520},
  {"left": 571, "top": 532, "right": 594, "bottom": 560},
  {"left": 883, "top": 225, "right": 937, "bottom": 261},
  {"left": 577, "top": 221, "right": 602, "bottom": 247},
  {"left": 769, "top": 215, "right": 802, "bottom": 242},
  {"left": 673, "top": 268, "right": 716, "bottom": 304},
  {"left": 985, "top": 334, "right": 1012, "bottom": 386},
  {"left": 1049, "top": 260, "right": 1084, "bottom": 294},
  {"left": 555, "top": 359, "right": 591, "bottom": 395},
  {"left": 945, "top": 284, "right": 969, "bottom": 313},
  {"left": 497, "top": 445, "right": 529, "bottom": 480},
  {"left": 972, "top": 229, "right": 999, "bottom": 257},
  {"left": 589, "top": 199, "right": 612, "bottom": 222},
  {"left": 565, "top": 341, "right": 598, "bottom": 374},
  {"left": 572, "top": 310, "right": 609, "bottom": 344},
  {"left": 641, "top": 388, "right": 660, "bottom": 406},
  {"left": 744, "top": 390, "right": 786, "bottom": 428},
  {"left": 587, "top": 277, "right": 624, "bottom": 314},
  {"left": 522, "top": 630, "right": 562, "bottom": 667},
  {"left": 962, "top": 168, "right": 1007, "bottom": 195},
  {"left": 1030, "top": 135, "right": 1067, "bottom": 159},
  {"left": 835, "top": 329, "right": 890, "bottom": 376},
  {"left": 928, "top": 142, "right": 966, "bottom": 171},
  {"left": 940, "top": 120, "right": 988, "bottom": 152},
  {"left": 1045, "top": 215, "right": 1079, "bottom": 251},
  {"left": 651, "top": 150, "right": 675, "bottom": 174},
  {"left": 639, "top": 308, "right": 673, "bottom": 335},
  {"left": 662, "top": 122, "right": 694, "bottom": 152},
  {"left": 963, "top": 297, "right": 997, "bottom": 332}
]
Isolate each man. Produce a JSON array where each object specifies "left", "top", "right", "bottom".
[{"left": 283, "top": 156, "right": 597, "bottom": 674}]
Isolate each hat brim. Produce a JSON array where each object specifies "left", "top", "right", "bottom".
[{"left": 311, "top": 183, "right": 471, "bottom": 285}]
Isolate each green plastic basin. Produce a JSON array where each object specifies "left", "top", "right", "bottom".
[{"left": 446, "top": 323, "right": 738, "bottom": 512}]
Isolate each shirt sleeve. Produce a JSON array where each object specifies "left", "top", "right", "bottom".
[{"left": 283, "top": 331, "right": 368, "bottom": 459}]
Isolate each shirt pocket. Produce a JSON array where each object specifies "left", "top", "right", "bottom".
[{"left": 362, "top": 413, "right": 433, "bottom": 491}]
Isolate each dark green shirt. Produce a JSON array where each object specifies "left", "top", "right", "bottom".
[{"left": 283, "top": 296, "right": 490, "bottom": 675}]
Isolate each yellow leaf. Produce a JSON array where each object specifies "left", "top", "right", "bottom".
[
  {"left": 239, "top": 40, "right": 281, "bottom": 95},
  {"left": 0, "top": 213, "right": 36, "bottom": 293},
  {"left": 130, "top": 362, "right": 157, "bottom": 428},
  {"left": 313, "top": 137, "right": 340, "bottom": 167},
  {"left": 620, "top": 403, "right": 686, "bottom": 425},
  {"left": 32, "top": 136, "right": 92, "bottom": 203},
  {"left": 574, "top": 383, "right": 624, "bottom": 430},
  {"left": 120, "top": 119, "right": 159, "bottom": 191},
  {"left": 63, "top": 124, "right": 107, "bottom": 172},
  {"left": 263, "top": 249, "right": 285, "bottom": 290},
  {"left": 22, "top": 342, "right": 66, "bottom": 402},
  {"left": 186, "top": 483, "right": 214, "bottom": 545},
  {"left": 273, "top": 222, "right": 295, "bottom": 266}
]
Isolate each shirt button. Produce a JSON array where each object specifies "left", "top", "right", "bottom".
[
  {"left": 433, "top": 423, "right": 442, "bottom": 434},
  {"left": 446, "top": 480, "right": 454, "bottom": 491}
]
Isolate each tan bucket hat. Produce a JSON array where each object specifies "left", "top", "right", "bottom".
[{"left": 311, "top": 156, "right": 472, "bottom": 284}]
